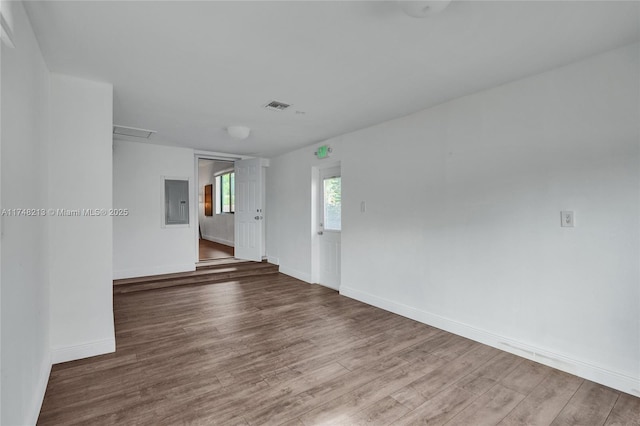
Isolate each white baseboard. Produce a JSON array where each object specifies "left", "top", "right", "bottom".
[
  {"left": 340, "top": 285, "right": 640, "bottom": 397},
  {"left": 279, "top": 265, "right": 312, "bottom": 283},
  {"left": 267, "top": 256, "right": 279, "bottom": 265},
  {"left": 51, "top": 337, "right": 116, "bottom": 364},
  {"left": 202, "top": 235, "right": 234, "bottom": 247},
  {"left": 113, "top": 263, "right": 195, "bottom": 280},
  {"left": 27, "top": 352, "right": 52, "bottom": 426}
]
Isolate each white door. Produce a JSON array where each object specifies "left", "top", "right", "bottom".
[
  {"left": 234, "top": 158, "right": 264, "bottom": 262},
  {"left": 318, "top": 167, "right": 341, "bottom": 289}
]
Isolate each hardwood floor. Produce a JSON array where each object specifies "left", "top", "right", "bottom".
[
  {"left": 113, "top": 261, "right": 279, "bottom": 294},
  {"left": 38, "top": 272, "right": 640, "bottom": 425},
  {"left": 199, "top": 238, "right": 234, "bottom": 261}
]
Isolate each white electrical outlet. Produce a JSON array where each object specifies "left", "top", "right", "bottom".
[{"left": 561, "top": 211, "right": 574, "bottom": 227}]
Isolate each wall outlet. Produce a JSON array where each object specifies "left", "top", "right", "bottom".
[{"left": 561, "top": 211, "right": 574, "bottom": 227}]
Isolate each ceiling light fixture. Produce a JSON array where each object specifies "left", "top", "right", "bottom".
[
  {"left": 227, "top": 126, "right": 251, "bottom": 140},
  {"left": 398, "top": 0, "right": 451, "bottom": 18}
]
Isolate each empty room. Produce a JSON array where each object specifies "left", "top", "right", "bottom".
[{"left": 1, "top": 0, "right": 639, "bottom": 425}]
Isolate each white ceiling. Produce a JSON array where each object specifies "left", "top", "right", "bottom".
[{"left": 25, "top": 1, "right": 639, "bottom": 157}]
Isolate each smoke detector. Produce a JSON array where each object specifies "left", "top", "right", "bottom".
[{"left": 264, "top": 100, "right": 291, "bottom": 112}]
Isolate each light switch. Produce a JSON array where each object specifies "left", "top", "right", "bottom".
[
  {"left": 360, "top": 201, "right": 366, "bottom": 213},
  {"left": 561, "top": 211, "right": 574, "bottom": 227}
]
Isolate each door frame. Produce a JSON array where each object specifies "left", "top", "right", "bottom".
[
  {"left": 193, "top": 151, "right": 244, "bottom": 265},
  {"left": 311, "top": 161, "right": 341, "bottom": 286}
]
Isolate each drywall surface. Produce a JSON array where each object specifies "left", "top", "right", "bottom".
[
  {"left": 0, "top": 2, "right": 51, "bottom": 424},
  {"left": 198, "top": 160, "right": 235, "bottom": 246},
  {"left": 113, "top": 140, "right": 196, "bottom": 279},
  {"left": 48, "top": 73, "right": 115, "bottom": 364},
  {"left": 266, "top": 152, "right": 318, "bottom": 282},
  {"left": 266, "top": 43, "right": 640, "bottom": 395}
]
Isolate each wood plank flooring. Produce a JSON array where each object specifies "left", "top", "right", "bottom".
[
  {"left": 113, "top": 261, "right": 279, "bottom": 294},
  {"left": 37, "top": 272, "right": 640, "bottom": 425},
  {"left": 199, "top": 239, "right": 234, "bottom": 261}
]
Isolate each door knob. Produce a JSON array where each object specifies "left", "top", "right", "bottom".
[{"left": 317, "top": 231, "right": 323, "bottom": 235}]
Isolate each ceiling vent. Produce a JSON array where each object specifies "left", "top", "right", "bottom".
[
  {"left": 113, "top": 125, "right": 156, "bottom": 139},
  {"left": 264, "top": 100, "right": 291, "bottom": 112}
]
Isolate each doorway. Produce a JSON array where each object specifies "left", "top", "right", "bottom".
[
  {"left": 197, "top": 158, "right": 235, "bottom": 261},
  {"left": 198, "top": 239, "right": 234, "bottom": 261},
  {"left": 314, "top": 165, "right": 341, "bottom": 289}
]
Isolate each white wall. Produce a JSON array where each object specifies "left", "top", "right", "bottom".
[
  {"left": 266, "top": 43, "right": 640, "bottom": 396},
  {"left": 198, "top": 160, "right": 235, "bottom": 246},
  {"left": 113, "top": 140, "right": 196, "bottom": 279},
  {"left": 48, "top": 74, "right": 115, "bottom": 364},
  {"left": 0, "top": 2, "right": 51, "bottom": 424},
  {"left": 266, "top": 153, "right": 317, "bottom": 281},
  {"left": 1, "top": 5, "right": 116, "bottom": 422}
]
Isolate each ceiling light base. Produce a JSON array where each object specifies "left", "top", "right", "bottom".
[{"left": 227, "top": 126, "right": 251, "bottom": 140}]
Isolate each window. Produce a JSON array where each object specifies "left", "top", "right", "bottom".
[
  {"left": 323, "top": 176, "right": 341, "bottom": 231},
  {"left": 215, "top": 171, "right": 235, "bottom": 214}
]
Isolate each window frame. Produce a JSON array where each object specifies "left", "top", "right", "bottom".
[
  {"left": 215, "top": 171, "right": 235, "bottom": 214},
  {"left": 321, "top": 175, "right": 342, "bottom": 232}
]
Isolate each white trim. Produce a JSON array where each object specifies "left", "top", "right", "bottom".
[
  {"left": 340, "top": 285, "right": 640, "bottom": 398},
  {"left": 267, "top": 256, "right": 279, "bottom": 265},
  {"left": 51, "top": 338, "right": 116, "bottom": 364},
  {"left": 202, "top": 235, "right": 234, "bottom": 247},
  {"left": 113, "top": 263, "right": 195, "bottom": 280},
  {"left": 279, "top": 265, "right": 312, "bottom": 283},
  {"left": 26, "top": 352, "right": 52, "bottom": 426},
  {"left": 194, "top": 156, "right": 203, "bottom": 270},
  {"left": 193, "top": 150, "right": 247, "bottom": 161},
  {"left": 311, "top": 167, "right": 320, "bottom": 284}
]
